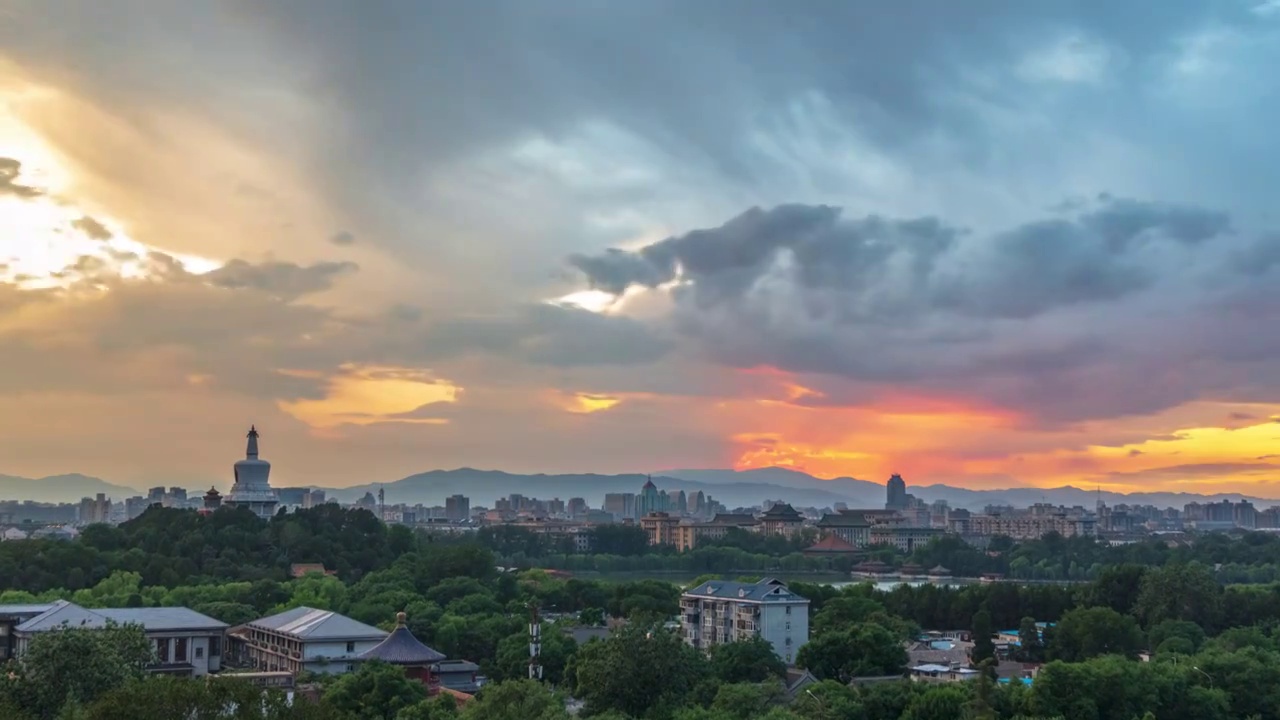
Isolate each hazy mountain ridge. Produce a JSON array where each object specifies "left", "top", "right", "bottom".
[
  {"left": 330, "top": 468, "right": 855, "bottom": 508},
  {"left": 0, "top": 474, "right": 142, "bottom": 505},
  {"left": 3, "top": 466, "right": 1277, "bottom": 510}
]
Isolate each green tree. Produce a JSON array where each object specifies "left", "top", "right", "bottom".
[
  {"left": 810, "top": 596, "right": 884, "bottom": 636},
  {"left": 794, "top": 624, "right": 906, "bottom": 681},
  {"left": 1015, "top": 617, "right": 1044, "bottom": 662},
  {"left": 322, "top": 661, "right": 428, "bottom": 720},
  {"left": 970, "top": 610, "right": 995, "bottom": 666},
  {"left": 493, "top": 626, "right": 577, "bottom": 685},
  {"left": 83, "top": 676, "right": 336, "bottom": 720},
  {"left": 1048, "top": 606, "right": 1143, "bottom": 662},
  {"left": 573, "top": 624, "right": 709, "bottom": 718},
  {"left": 1147, "top": 619, "right": 1205, "bottom": 653},
  {"left": 709, "top": 681, "right": 787, "bottom": 718},
  {"left": 460, "top": 679, "right": 568, "bottom": 720},
  {"left": 1134, "top": 563, "right": 1222, "bottom": 631},
  {"left": 708, "top": 637, "right": 787, "bottom": 684},
  {"left": 9, "top": 622, "right": 153, "bottom": 718},
  {"left": 395, "top": 694, "right": 459, "bottom": 720},
  {"left": 901, "top": 684, "right": 968, "bottom": 720}
]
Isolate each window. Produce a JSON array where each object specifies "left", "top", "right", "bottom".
[
  {"left": 210, "top": 636, "right": 221, "bottom": 657},
  {"left": 346, "top": 641, "right": 356, "bottom": 653},
  {"left": 156, "top": 638, "right": 169, "bottom": 663},
  {"left": 785, "top": 636, "right": 792, "bottom": 646},
  {"left": 785, "top": 653, "right": 792, "bottom": 663},
  {"left": 174, "top": 637, "right": 188, "bottom": 662},
  {"left": 785, "top": 606, "right": 791, "bottom": 615},
  {"left": 195, "top": 647, "right": 204, "bottom": 660},
  {"left": 785, "top": 622, "right": 791, "bottom": 630}
]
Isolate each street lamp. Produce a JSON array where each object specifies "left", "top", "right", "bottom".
[{"left": 1192, "top": 666, "right": 1214, "bottom": 689}]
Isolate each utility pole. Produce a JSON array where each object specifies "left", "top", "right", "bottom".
[{"left": 528, "top": 601, "right": 543, "bottom": 680}]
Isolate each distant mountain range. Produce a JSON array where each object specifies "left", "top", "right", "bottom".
[
  {"left": 0, "top": 474, "right": 143, "bottom": 505},
  {"left": 2, "top": 466, "right": 1277, "bottom": 511}
]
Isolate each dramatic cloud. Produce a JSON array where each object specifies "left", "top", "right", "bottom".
[
  {"left": 569, "top": 198, "right": 1275, "bottom": 426},
  {"left": 0, "top": 158, "right": 42, "bottom": 198},
  {"left": 2, "top": 1, "right": 1279, "bottom": 492},
  {"left": 205, "top": 259, "right": 358, "bottom": 300},
  {"left": 70, "top": 215, "right": 112, "bottom": 240}
]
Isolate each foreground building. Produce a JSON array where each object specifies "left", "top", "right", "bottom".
[
  {"left": 679, "top": 577, "right": 809, "bottom": 665},
  {"left": 231, "top": 606, "right": 387, "bottom": 675},
  {"left": 0, "top": 601, "right": 227, "bottom": 676},
  {"left": 358, "top": 612, "right": 446, "bottom": 692}
]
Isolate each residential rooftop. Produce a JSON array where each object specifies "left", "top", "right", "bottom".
[
  {"left": 682, "top": 577, "right": 808, "bottom": 603},
  {"left": 248, "top": 606, "right": 387, "bottom": 641}
]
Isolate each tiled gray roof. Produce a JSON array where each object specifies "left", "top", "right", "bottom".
[
  {"left": 249, "top": 606, "right": 387, "bottom": 641},
  {"left": 682, "top": 578, "right": 808, "bottom": 603},
  {"left": 0, "top": 603, "right": 57, "bottom": 617},
  {"left": 358, "top": 626, "right": 445, "bottom": 664},
  {"left": 95, "top": 607, "right": 227, "bottom": 631},
  {"left": 15, "top": 601, "right": 107, "bottom": 632},
  {"left": 14, "top": 601, "right": 227, "bottom": 633}
]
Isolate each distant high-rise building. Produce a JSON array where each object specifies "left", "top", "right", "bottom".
[
  {"left": 638, "top": 478, "right": 662, "bottom": 516},
  {"left": 124, "top": 496, "right": 148, "bottom": 520},
  {"left": 446, "top": 494, "right": 470, "bottom": 522},
  {"left": 78, "top": 494, "right": 111, "bottom": 525},
  {"left": 885, "top": 474, "right": 908, "bottom": 511},
  {"left": 690, "top": 491, "right": 707, "bottom": 516},
  {"left": 509, "top": 494, "right": 526, "bottom": 512},
  {"left": 675, "top": 490, "right": 688, "bottom": 514},
  {"left": 169, "top": 487, "right": 187, "bottom": 503},
  {"left": 567, "top": 497, "right": 588, "bottom": 517},
  {"left": 603, "top": 493, "right": 636, "bottom": 520},
  {"left": 147, "top": 487, "right": 166, "bottom": 504},
  {"left": 308, "top": 489, "right": 326, "bottom": 508}
]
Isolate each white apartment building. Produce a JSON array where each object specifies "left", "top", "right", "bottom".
[
  {"left": 679, "top": 577, "right": 809, "bottom": 665},
  {"left": 231, "top": 606, "right": 387, "bottom": 675},
  {"left": 1, "top": 601, "right": 228, "bottom": 676}
]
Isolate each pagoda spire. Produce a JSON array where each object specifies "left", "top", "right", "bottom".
[{"left": 246, "top": 425, "right": 260, "bottom": 459}]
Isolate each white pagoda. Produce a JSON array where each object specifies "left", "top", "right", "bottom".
[{"left": 224, "top": 426, "right": 279, "bottom": 519}]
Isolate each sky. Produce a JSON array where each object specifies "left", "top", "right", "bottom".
[{"left": 1, "top": 0, "right": 1280, "bottom": 495}]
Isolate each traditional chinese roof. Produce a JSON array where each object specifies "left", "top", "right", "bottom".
[
  {"left": 358, "top": 613, "right": 445, "bottom": 665},
  {"left": 759, "top": 503, "right": 802, "bottom": 520},
  {"left": 803, "top": 534, "right": 859, "bottom": 554}
]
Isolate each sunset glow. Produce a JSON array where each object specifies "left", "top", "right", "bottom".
[
  {"left": 278, "top": 365, "right": 459, "bottom": 430},
  {"left": 2, "top": 6, "right": 1279, "bottom": 496}
]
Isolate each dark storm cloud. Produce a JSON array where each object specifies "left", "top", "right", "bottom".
[
  {"left": 566, "top": 197, "right": 1280, "bottom": 424},
  {"left": 421, "top": 304, "right": 672, "bottom": 368},
  {"left": 8, "top": 1, "right": 1261, "bottom": 257},
  {"left": 70, "top": 216, "right": 113, "bottom": 240},
  {"left": 0, "top": 158, "right": 43, "bottom": 198},
  {"left": 205, "top": 259, "right": 358, "bottom": 299},
  {"left": 572, "top": 197, "right": 1228, "bottom": 322}
]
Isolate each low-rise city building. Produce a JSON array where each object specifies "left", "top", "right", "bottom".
[
  {"left": 679, "top": 577, "right": 809, "bottom": 665},
  {"left": 230, "top": 606, "right": 387, "bottom": 675},
  {"left": 0, "top": 601, "right": 227, "bottom": 676}
]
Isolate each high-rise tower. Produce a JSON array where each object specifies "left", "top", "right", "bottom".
[
  {"left": 885, "top": 474, "right": 908, "bottom": 511},
  {"left": 224, "top": 426, "right": 279, "bottom": 519}
]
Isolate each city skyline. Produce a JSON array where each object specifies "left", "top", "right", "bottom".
[{"left": 3, "top": 3, "right": 1280, "bottom": 494}]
